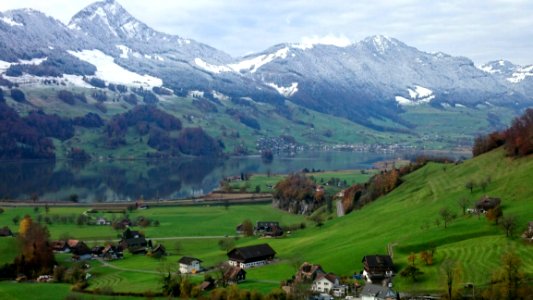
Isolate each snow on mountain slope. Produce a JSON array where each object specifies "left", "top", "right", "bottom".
[
  {"left": 68, "top": 49, "right": 162, "bottom": 87},
  {"left": 1, "top": 16, "right": 23, "bottom": 27},
  {"left": 396, "top": 86, "right": 435, "bottom": 106},
  {"left": 508, "top": 65, "right": 533, "bottom": 83}
]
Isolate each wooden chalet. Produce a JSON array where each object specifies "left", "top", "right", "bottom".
[
  {"left": 227, "top": 243, "right": 276, "bottom": 269},
  {"left": 362, "top": 255, "right": 395, "bottom": 283},
  {"left": 119, "top": 228, "right": 147, "bottom": 254}
]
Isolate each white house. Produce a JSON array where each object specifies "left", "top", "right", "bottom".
[
  {"left": 312, "top": 273, "right": 339, "bottom": 294},
  {"left": 179, "top": 256, "right": 202, "bottom": 274}
]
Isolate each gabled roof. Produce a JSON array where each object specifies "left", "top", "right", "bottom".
[
  {"left": 224, "top": 266, "right": 246, "bottom": 280},
  {"left": 315, "top": 273, "right": 338, "bottom": 284},
  {"left": 362, "top": 255, "right": 394, "bottom": 270},
  {"left": 361, "top": 283, "right": 398, "bottom": 299},
  {"left": 227, "top": 243, "right": 276, "bottom": 262},
  {"left": 179, "top": 256, "right": 202, "bottom": 265}
]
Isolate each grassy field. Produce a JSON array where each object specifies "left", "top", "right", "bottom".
[
  {"left": 229, "top": 169, "right": 376, "bottom": 193},
  {"left": 0, "top": 204, "right": 306, "bottom": 240},
  {"left": 0, "top": 148, "right": 532, "bottom": 298}
]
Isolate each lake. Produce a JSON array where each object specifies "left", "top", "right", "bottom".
[{"left": 0, "top": 151, "right": 466, "bottom": 202}]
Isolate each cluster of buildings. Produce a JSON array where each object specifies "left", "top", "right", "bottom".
[
  {"left": 51, "top": 228, "right": 165, "bottom": 261},
  {"left": 236, "top": 221, "right": 284, "bottom": 237}
]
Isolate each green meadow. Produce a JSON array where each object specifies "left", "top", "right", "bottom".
[{"left": 0, "top": 149, "right": 532, "bottom": 298}]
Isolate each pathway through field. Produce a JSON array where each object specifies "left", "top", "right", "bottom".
[{"left": 86, "top": 235, "right": 237, "bottom": 243}]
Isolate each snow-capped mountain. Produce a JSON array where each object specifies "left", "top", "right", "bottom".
[
  {"left": 1, "top": 0, "right": 532, "bottom": 132},
  {"left": 480, "top": 60, "right": 533, "bottom": 95}
]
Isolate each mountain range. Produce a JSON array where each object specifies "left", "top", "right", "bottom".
[{"left": 1, "top": 0, "right": 532, "bottom": 158}]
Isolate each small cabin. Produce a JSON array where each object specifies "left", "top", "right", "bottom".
[{"left": 179, "top": 256, "right": 202, "bottom": 274}]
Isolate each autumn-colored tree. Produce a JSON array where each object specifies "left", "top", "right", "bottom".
[
  {"left": 486, "top": 205, "right": 503, "bottom": 225},
  {"left": 15, "top": 218, "right": 55, "bottom": 278},
  {"left": 482, "top": 250, "right": 532, "bottom": 299},
  {"left": 241, "top": 219, "right": 254, "bottom": 237},
  {"left": 18, "top": 214, "right": 32, "bottom": 236},
  {"left": 504, "top": 108, "right": 533, "bottom": 157},
  {"left": 273, "top": 173, "right": 316, "bottom": 214},
  {"left": 420, "top": 250, "right": 434, "bottom": 265}
]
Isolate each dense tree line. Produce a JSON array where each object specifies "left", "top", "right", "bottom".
[
  {"left": 5, "top": 54, "right": 96, "bottom": 78},
  {"left": 57, "top": 90, "right": 87, "bottom": 105},
  {"left": 0, "top": 103, "right": 56, "bottom": 159},
  {"left": 473, "top": 108, "right": 533, "bottom": 157},
  {"left": 273, "top": 173, "right": 321, "bottom": 214},
  {"left": 25, "top": 110, "right": 75, "bottom": 141},
  {"left": 72, "top": 112, "right": 104, "bottom": 128},
  {"left": 175, "top": 127, "right": 224, "bottom": 157}
]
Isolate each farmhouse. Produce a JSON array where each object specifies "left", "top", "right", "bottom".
[
  {"left": 360, "top": 283, "right": 398, "bottom": 300},
  {"left": 179, "top": 256, "right": 203, "bottom": 274},
  {"left": 311, "top": 273, "right": 340, "bottom": 294},
  {"left": 362, "top": 255, "right": 394, "bottom": 283},
  {"left": 0, "top": 226, "right": 13, "bottom": 237},
  {"left": 296, "top": 262, "right": 324, "bottom": 282},
  {"left": 255, "top": 221, "right": 283, "bottom": 237},
  {"left": 227, "top": 243, "right": 276, "bottom": 269},
  {"left": 102, "top": 244, "right": 122, "bottom": 260},
  {"left": 119, "top": 228, "right": 147, "bottom": 253},
  {"left": 68, "top": 240, "right": 92, "bottom": 260},
  {"left": 475, "top": 195, "right": 501, "bottom": 213}
]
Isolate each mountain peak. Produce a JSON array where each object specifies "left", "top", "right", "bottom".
[
  {"left": 359, "top": 35, "right": 403, "bottom": 54},
  {"left": 68, "top": 0, "right": 160, "bottom": 41}
]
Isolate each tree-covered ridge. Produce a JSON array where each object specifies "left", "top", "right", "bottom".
[{"left": 473, "top": 108, "right": 533, "bottom": 157}]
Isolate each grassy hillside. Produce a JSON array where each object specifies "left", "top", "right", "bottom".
[
  {"left": 258, "top": 148, "right": 533, "bottom": 292},
  {"left": 0, "top": 149, "right": 531, "bottom": 297}
]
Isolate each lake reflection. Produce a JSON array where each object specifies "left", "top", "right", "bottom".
[{"left": 0, "top": 151, "right": 410, "bottom": 202}]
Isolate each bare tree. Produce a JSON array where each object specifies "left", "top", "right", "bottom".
[
  {"left": 457, "top": 197, "right": 470, "bottom": 215},
  {"left": 439, "top": 207, "right": 456, "bottom": 229},
  {"left": 441, "top": 259, "right": 461, "bottom": 300},
  {"left": 465, "top": 180, "right": 475, "bottom": 194},
  {"left": 501, "top": 215, "right": 517, "bottom": 237}
]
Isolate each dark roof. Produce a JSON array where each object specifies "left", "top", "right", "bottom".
[
  {"left": 362, "top": 255, "right": 394, "bottom": 270},
  {"left": 361, "top": 283, "right": 398, "bottom": 299},
  {"left": 179, "top": 256, "right": 202, "bottom": 265},
  {"left": 227, "top": 243, "right": 276, "bottom": 263},
  {"left": 224, "top": 266, "right": 246, "bottom": 280},
  {"left": 475, "top": 196, "right": 501, "bottom": 209},
  {"left": 0, "top": 226, "right": 13, "bottom": 236}
]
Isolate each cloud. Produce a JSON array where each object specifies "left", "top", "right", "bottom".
[
  {"left": 0, "top": 0, "right": 532, "bottom": 64},
  {"left": 297, "top": 35, "right": 352, "bottom": 49}
]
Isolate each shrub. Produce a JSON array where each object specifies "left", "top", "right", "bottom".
[{"left": 10, "top": 88, "right": 26, "bottom": 102}]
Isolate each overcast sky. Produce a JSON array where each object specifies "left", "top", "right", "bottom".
[{"left": 1, "top": 0, "right": 532, "bottom": 65}]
